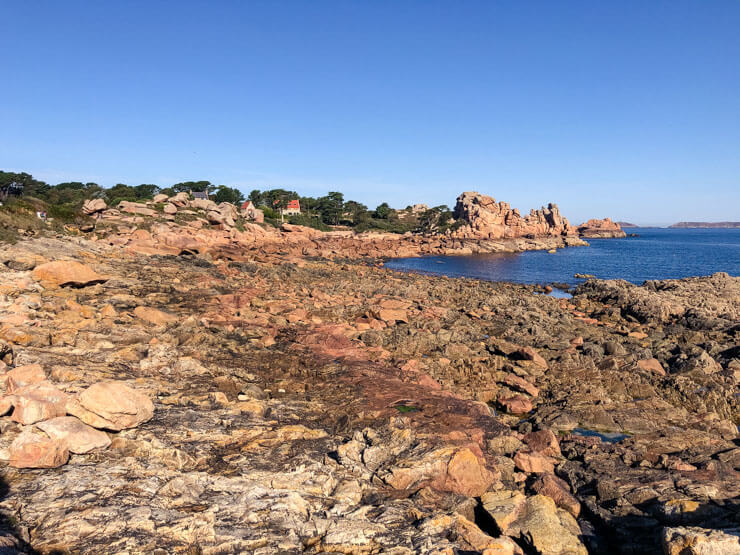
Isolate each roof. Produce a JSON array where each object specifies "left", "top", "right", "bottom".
[
  {"left": 241, "top": 200, "right": 254, "bottom": 210},
  {"left": 286, "top": 199, "right": 300, "bottom": 210},
  {"left": 192, "top": 191, "right": 209, "bottom": 199}
]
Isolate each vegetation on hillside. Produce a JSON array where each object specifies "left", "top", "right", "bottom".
[{"left": 1, "top": 170, "right": 460, "bottom": 236}]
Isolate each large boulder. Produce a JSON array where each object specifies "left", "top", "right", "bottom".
[
  {"left": 385, "top": 446, "right": 495, "bottom": 497},
  {"left": 82, "top": 198, "right": 107, "bottom": 215},
  {"left": 190, "top": 198, "right": 217, "bottom": 211},
  {"left": 32, "top": 261, "right": 107, "bottom": 288},
  {"left": 4, "top": 363, "right": 46, "bottom": 393},
  {"left": 169, "top": 192, "right": 191, "bottom": 207},
  {"left": 508, "top": 495, "right": 587, "bottom": 555},
  {"left": 38, "top": 416, "right": 111, "bottom": 454},
  {"left": 118, "top": 201, "right": 156, "bottom": 216},
  {"left": 67, "top": 381, "right": 154, "bottom": 431},
  {"left": 8, "top": 382, "right": 69, "bottom": 425},
  {"left": 9, "top": 431, "right": 69, "bottom": 468}
]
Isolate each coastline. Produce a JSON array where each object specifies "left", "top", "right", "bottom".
[{"left": 0, "top": 232, "right": 737, "bottom": 553}]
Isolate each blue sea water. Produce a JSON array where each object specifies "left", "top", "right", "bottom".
[{"left": 385, "top": 228, "right": 740, "bottom": 287}]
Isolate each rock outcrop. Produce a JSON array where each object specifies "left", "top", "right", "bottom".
[
  {"left": 576, "top": 217, "right": 626, "bottom": 237},
  {"left": 82, "top": 198, "right": 107, "bottom": 215},
  {"left": 451, "top": 192, "right": 576, "bottom": 240}
]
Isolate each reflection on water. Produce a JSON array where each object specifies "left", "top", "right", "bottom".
[
  {"left": 386, "top": 229, "right": 740, "bottom": 286},
  {"left": 571, "top": 428, "right": 630, "bottom": 444}
]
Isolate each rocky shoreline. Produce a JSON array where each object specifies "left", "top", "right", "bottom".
[{"left": 0, "top": 229, "right": 737, "bottom": 554}]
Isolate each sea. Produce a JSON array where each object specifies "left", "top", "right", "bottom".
[{"left": 385, "top": 228, "right": 740, "bottom": 288}]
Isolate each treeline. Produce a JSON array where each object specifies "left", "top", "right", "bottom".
[
  {"left": 1, "top": 170, "right": 459, "bottom": 233},
  {"left": 247, "top": 189, "right": 458, "bottom": 233}
]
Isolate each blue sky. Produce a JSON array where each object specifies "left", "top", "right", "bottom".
[{"left": 1, "top": 1, "right": 738, "bottom": 225}]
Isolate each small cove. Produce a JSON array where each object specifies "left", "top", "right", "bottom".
[{"left": 385, "top": 228, "right": 740, "bottom": 286}]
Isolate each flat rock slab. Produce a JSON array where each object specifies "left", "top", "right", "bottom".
[{"left": 32, "top": 260, "right": 107, "bottom": 288}]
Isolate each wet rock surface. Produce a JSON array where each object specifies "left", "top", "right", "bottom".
[{"left": 0, "top": 234, "right": 736, "bottom": 553}]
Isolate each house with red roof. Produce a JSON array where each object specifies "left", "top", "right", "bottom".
[{"left": 284, "top": 199, "right": 301, "bottom": 216}]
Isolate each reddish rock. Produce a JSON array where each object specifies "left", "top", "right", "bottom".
[
  {"left": 69, "top": 381, "right": 154, "bottom": 430},
  {"left": 502, "top": 374, "right": 539, "bottom": 397},
  {"left": 9, "top": 431, "right": 69, "bottom": 468},
  {"left": 576, "top": 218, "right": 626, "bottom": 238},
  {"left": 637, "top": 358, "right": 666, "bottom": 376},
  {"left": 133, "top": 306, "right": 178, "bottom": 325},
  {"left": 497, "top": 395, "right": 533, "bottom": 415},
  {"left": 5, "top": 363, "right": 46, "bottom": 394},
  {"left": 442, "top": 447, "right": 495, "bottom": 497},
  {"left": 9, "top": 382, "right": 69, "bottom": 425},
  {"left": 38, "top": 416, "right": 111, "bottom": 453},
  {"left": 82, "top": 198, "right": 107, "bottom": 215},
  {"left": 531, "top": 473, "right": 581, "bottom": 517},
  {"left": 516, "top": 346, "right": 548, "bottom": 369},
  {"left": 374, "top": 308, "right": 408, "bottom": 324},
  {"left": 451, "top": 192, "right": 575, "bottom": 240},
  {"left": 32, "top": 261, "right": 107, "bottom": 288},
  {"left": 513, "top": 450, "right": 556, "bottom": 474},
  {"left": 118, "top": 201, "right": 156, "bottom": 216}
]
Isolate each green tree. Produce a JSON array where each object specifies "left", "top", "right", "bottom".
[
  {"left": 373, "top": 202, "right": 393, "bottom": 220},
  {"left": 343, "top": 200, "right": 368, "bottom": 223},
  {"left": 317, "top": 191, "right": 344, "bottom": 225},
  {"left": 134, "top": 184, "right": 160, "bottom": 199},
  {"left": 172, "top": 180, "right": 213, "bottom": 194},
  {"left": 212, "top": 185, "right": 245, "bottom": 205}
]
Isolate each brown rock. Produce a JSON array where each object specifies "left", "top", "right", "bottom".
[
  {"left": 637, "top": 358, "right": 666, "bottom": 376},
  {"left": 513, "top": 450, "right": 556, "bottom": 474},
  {"left": 133, "top": 306, "right": 178, "bottom": 325},
  {"left": 9, "top": 431, "right": 70, "bottom": 468},
  {"left": 481, "top": 490, "right": 527, "bottom": 533},
  {"left": 32, "top": 261, "right": 107, "bottom": 288},
  {"left": 509, "top": 495, "right": 587, "bottom": 554},
  {"left": 531, "top": 473, "right": 580, "bottom": 517},
  {"left": 502, "top": 374, "right": 539, "bottom": 397},
  {"left": 523, "top": 429, "right": 561, "bottom": 456},
  {"left": 516, "top": 346, "right": 548, "bottom": 369},
  {"left": 497, "top": 395, "right": 533, "bottom": 415},
  {"left": 376, "top": 308, "right": 408, "bottom": 324}
]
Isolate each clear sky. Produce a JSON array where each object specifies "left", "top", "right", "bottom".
[{"left": 2, "top": 1, "right": 738, "bottom": 225}]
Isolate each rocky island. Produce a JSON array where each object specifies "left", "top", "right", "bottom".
[{"left": 0, "top": 189, "right": 736, "bottom": 554}]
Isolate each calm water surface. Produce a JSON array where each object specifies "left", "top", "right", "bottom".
[{"left": 385, "top": 229, "right": 740, "bottom": 287}]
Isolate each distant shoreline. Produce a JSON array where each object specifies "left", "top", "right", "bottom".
[{"left": 669, "top": 222, "right": 740, "bottom": 229}]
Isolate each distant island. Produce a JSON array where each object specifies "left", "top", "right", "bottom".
[
  {"left": 669, "top": 222, "right": 740, "bottom": 229},
  {"left": 616, "top": 221, "right": 638, "bottom": 228}
]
